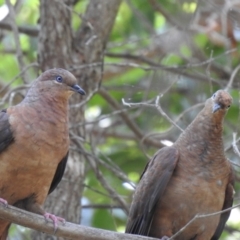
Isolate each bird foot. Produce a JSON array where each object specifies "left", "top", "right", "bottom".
[
  {"left": 0, "top": 198, "right": 8, "bottom": 207},
  {"left": 44, "top": 213, "right": 65, "bottom": 233},
  {"left": 160, "top": 237, "right": 170, "bottom": 240}
]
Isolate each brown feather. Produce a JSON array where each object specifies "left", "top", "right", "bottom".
[
  {"left": 126, "top": 90, "right": 234, "bottom": 240},
  {"left": 0, "top": 68, "right": 85, "bottom": 237}
]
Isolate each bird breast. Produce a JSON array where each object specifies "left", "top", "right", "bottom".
[{"left": 0, "top": 104, "right": 69, "bottom": 205}]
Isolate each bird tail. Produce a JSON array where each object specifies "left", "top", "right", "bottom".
[{"left": 0, "top": 223, "right": 11, "bottom": 240}]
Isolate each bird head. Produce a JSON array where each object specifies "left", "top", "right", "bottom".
[
  {"left": 33, "top": 68, "right": 86, "bottom": 98},
  {"left": 209, "top": 90, "right": 232, "bottom": 114}
]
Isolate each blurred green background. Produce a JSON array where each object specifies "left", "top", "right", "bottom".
[{"left": 0, "top": 0, "right": 240, "bottom": 239}]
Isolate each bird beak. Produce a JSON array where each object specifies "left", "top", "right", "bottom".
[
  {"left": 212, "top": 103, "right": 221, "bottom": 113},
  {"left": 71, "top": 84, "right": 86, "bottom": 95}
]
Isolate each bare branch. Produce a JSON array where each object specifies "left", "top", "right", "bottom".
[
  {"left": 0, "top": 204, "right": 157, "bottom": 240},
  {"left": 83, "top": 146, "right": 129, "bottom": 214},
  {"left": 0, "top": 22, "right": 39, "bottom": 37},
  {"left": 149, "top": 0, "right": 180, "bottom": 27},
  {"left": 0, "top": 62, "right": 38, "bottom": 95},
  {"left": 99, "top": 88, "right": 164, "bottom": 148},
  {"left": 232, "top": 132, "right": 240, "bottom": 158},
  {"left": 225, "top": 63, "right": 240, "bottom": 91},
  {"left": 82, "top": 204, "right": 123, "bottom": 209},
  {"left": 122, "top": 95, "right": 183, "bottom": 133},
  {"left": 126, "top": 0, "right": 155, "bottom": 34},
  {"left": 5, "top": 0, "right": 28, "bottom": 83},
  {"left": 155, "top": 95, "right": 184, "bottom": 132}
]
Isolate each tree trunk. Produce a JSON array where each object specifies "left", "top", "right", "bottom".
[{"left": 32, "top": 0, "right": 122, "bottom": 239}]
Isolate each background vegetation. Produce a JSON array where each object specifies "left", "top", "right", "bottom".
[{"left": 0, "top": 0, "right": 239, "bottom": 239}]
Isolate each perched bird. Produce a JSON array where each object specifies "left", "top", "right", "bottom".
[
  {"left": 0, "top": 68, "right": 85, "bottom": 239},
  {"left": 126, "top": 90, "right": 234, "bottom": 240}
]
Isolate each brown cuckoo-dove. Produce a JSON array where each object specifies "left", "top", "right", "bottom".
[
  {"left": 125, "top": 90, "right": 234, "bottom": 240},
  {"left": 0, "top": 68, "right": 85, "bottom": 239}
]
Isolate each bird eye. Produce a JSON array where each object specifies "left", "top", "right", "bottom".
[
  {"left": 227, "top": 105, "right": 230, "bottom": 109},
  {"left": 212, "top": 93, "right": 216, "bottom": 99},
  {"left": 56, "top": 76, "right": 63, "bottom": 83}
]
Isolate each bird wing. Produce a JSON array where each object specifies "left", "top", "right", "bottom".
[
  {"left": 125, "top": 146, "right": 179, "bottom": 235},
  {"left": 48, "top": 151, "right": 69, "bottom": 194},
  {"left": 211, "top": 164, "right": 235, "bottom": 240},
  {"left": 0, "top": 110, "right": 14, "bottom": 152}
]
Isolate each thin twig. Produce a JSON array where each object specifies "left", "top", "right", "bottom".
[
  {"left": 141, "top": 102, "right": 204, "bottom": 142},
  {"left": 228, "top": 160, "right": 240, "bottom": 168},
  {"left": 0, "top": 62, "right": 38, "bottom": 94},
  {"left": 122, "top": 96, "right": 183, "bottom": 133},
  {"left": 206, "top": 50, "right": 214, "bottom": 94},
  {"left": 232, "top": 132, "right": 240, "bottom": 158},
  {"left": 82, "top": 204, "right": 123, "bottom": 209},
  {"left": 155, "top": 95, "right": 184, "bottom": 132},
  {"left": 169, "top": 203, "right": 240, "bottom": 240},
  {"left": 73, "top": 107, "right": 136, "bottom": 127},
  {"left": 225, "top": 63, "right": 240, "bottom": 91},
  {"left": 225, "top": 136, "right": 240, "bottom": 152},
  {"left": 99, "top": 88, "right": 164, "bottom": 148},
  {"left": 106, "top": 48, "right": 237, "bottom": 71},
  {"left": 96, "top": 150, "right": 135, "bottom": 189},
  {"left": 72, "top": 136, "right": 130, "bottom": 214},
  {"left": 85, "top": 151, "right": 129, "bottom": 214},
  {"left": 83, "top": 184, "right": 116, "bottom": 199},
  {"left": 70, "top": 87, "right": 98, "bottom": 109},
  {"left": 0, "top": 85, "right": 30, "bottom": 108},
  {"left": 126, "top": 0, "right": 155, "bottom": 34},
  {"left": 5, "top": 0, "right": 28, "bottom": 83},
  {"left": 149, "top": 0, "right": 180, "bottom": 27}
]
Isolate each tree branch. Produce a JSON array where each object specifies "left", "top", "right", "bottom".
[
  {"left": 5, "top": 0, "right": 28, "bottom": 83},
  {"left": 0, "top": 204, "right": 157, "bottom": 240},
  {"left": 99, "top": 88, "right": 164, "bottom": 148},
  {"left": 0, "top": 22, "right": 38, "bottom": 37}
]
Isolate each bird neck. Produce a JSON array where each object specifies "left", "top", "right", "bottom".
[
  {"left": 22, "top": 92, "right": 69, "bottom": 121},
  {"left": 176, "top": 108, "right": 225, "bottom": 163},
  {"left": 188, "top": 117, "right": 224, "bottom": 147},
  {"left": 194, "top": 110, "right": 224, "bottom": 136}
]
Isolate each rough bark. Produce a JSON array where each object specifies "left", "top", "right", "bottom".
[{"left": 33, "top": 0, "right": 122, "bottom": 239}]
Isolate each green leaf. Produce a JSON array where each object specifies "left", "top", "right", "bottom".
[
  {"left": 180, "top": 44, "right": 192, "bottom": 58},
  {"left": 162, "top": 54, "right": 183, "bottom": 65},
  {"left": 194, "top": 34, "right": 208, "bottom": 48}
]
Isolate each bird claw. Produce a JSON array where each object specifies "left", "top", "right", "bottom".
[
  {"left": 0, "top": 198, "right": 8, "bottom": 208},
  {"left": 160, "top": 237, "right": 170, "bottom": 240},
  {"left": 44, "top": 213, "right": 65, "bottom": 233}
]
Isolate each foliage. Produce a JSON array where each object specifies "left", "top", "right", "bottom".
[{"left": 0, "top": 0, "right": 240, "bottom": 239}]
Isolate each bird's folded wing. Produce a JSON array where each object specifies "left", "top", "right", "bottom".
[
  {"left": 0, "top": 110, "right": 14, "bottom": 153},
  {"left": 211, "top": 165, "right": 235, "bottom": 240},
  {"left": 48, "top": 152, "right": 69, "bottom": 194},
  {"left": 125, "top": 146, "right": 179, "bottom": 235}
]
